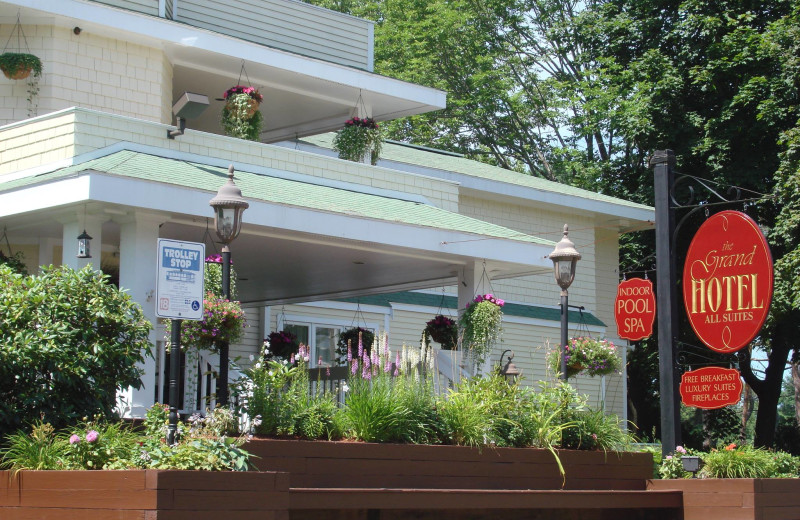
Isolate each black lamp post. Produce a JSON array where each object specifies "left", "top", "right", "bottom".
[
  {"left": 549, "top": 224, "right": 581, "bottom": 381},
  {"left": 209, "top": 165, "right": 249, "bottom": 407}
]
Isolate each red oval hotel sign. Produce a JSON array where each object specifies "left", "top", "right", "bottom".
[
  {"left": 614, "top": 278, "right": 656, "bottom": 341},
  {"left": 682, "top": 211, "right": 773, "bottom": 353},
  {"left": 680, "top": 367, "right": 743, "bottom": 409}
]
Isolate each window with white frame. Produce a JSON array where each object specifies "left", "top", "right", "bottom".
[{"left": 279, "top": 317, "right": 380, "bottom": 367}]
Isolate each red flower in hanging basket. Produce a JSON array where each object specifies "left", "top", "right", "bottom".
[
  {"left": 344, "top": 117, "right": 379, "bottom": 130},
  {"left": 222, "top": 85, "right": 263, "bottom": 103},
  {"left": 265, "top": 330, "right": 299, "bottom": 359},
  {"left": 423, "top": 315, "right": 458, "bottom": 350}
]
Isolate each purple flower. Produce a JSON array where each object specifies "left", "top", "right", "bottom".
[
  {"left": 69, "top": 434, "right": 80, "bottom": 445},
  {"left": 351, "top": 359, "right": 359, "bottom": 375},
  {"left": 86, "top": 430, "right": 99, "bottom": 443}
]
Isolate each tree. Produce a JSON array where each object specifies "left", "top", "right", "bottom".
[
  {"left": 0, "top": 265, "right": 153, "bottom": 437},
  {"left": 308, "top": 0, "right": 800, "bottom": 445}
]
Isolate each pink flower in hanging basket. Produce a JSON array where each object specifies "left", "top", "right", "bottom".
[{"left": 223, "top": 85, "right": 263, "bottom": 103}]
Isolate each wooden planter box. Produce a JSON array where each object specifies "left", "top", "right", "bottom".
[
  {"left": 0, "top": 469, "right": 289, "bottom": 520},
  {"left": 648, "top": 478, "right": 800, "bottom": 520},
  {"left": 245, "top": 438, "right": 655, "bottom": 490}
]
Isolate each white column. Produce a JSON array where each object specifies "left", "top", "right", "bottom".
[
  {"left": 457, "top": 261, "right": 483, "bottom": 376},
  {"left": 61, "top": 215, "right": 103, "bottom": 271},
  {"left": 117, "top": 212, "right": 163, "bottom": 418},
  {"left": 37, "top": 237, "right": 57, "bottom": 271}
]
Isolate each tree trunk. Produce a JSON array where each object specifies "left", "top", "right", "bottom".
[
  {"left": 793, "top": 363, "right": 800, "bottom": 425},
  {"left": 740, "top": 384, "right": 753, "bottom": 444},
  {"left": 740, "top": 319, "right": 794, "bottom": 448}
]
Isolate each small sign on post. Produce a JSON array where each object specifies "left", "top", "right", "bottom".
[
  {"left": 680, "top": 366, "right": 743, "bottom": 409},
  {"left": 156, "top": 239, "right": 205, "bottom": 445},
  {"left": 614, "top": 277, "right": 656, "bottom": 341},
  {"left": 156, "top": 239, "right": 205, "bottom": 320}
]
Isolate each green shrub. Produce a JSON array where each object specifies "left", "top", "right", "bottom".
[
  {"left": 236, "top": 346, "right": 338, "bottom": 439},
  {"left": 561, "top": 409, "right": 634, "bottom": 452},
  {"left": 342, "top": 374, "right": 409, "bottom": 443},
  {"left": 0, "top": 265, "right": 152, "bottom": 437},
  {"left": 0, "top": 422, "right": 67, "bottom": 472},
  {"left": 60, "top": 420, "right": 142, "bottom": 470},
  {"left": 702, "top": 444, "right": 778, "bottom": 479}
]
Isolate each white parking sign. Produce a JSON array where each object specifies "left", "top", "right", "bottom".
[{"left": 156, "top": 239, "right": 205, "bottom": 320}]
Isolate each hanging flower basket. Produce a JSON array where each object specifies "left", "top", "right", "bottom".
[
  {"left": 265, "top": 330, "right": 299, "bottom": 360},
  {"left": 221, "top": 85, "right": 263, "bottom": 141},
  {"left": 459, "top": 294, "right": 504, "bottom": 362},
  {"left": 180, "top": 291, "right": 247, "bottom": 352},
  {"left": 336, "top": 326, "right": 375, "bottom": 363},
  {"left": 423, "top": 314, "right": 458, "bottom": 350},
  {"left": 0, "top": 52, "right": 41, "bottom": 80},
  {"left": 332, "top": 117, "right": 382, "bottom": 165},
  {"left": 548, "top": 337, "right": 622, "bottom": 378}
]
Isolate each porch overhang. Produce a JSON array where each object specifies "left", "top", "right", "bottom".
[
  {"left": 0, "top": 151, "right": 554, "bottom": 304},
  {"left": 0, "top": 0, "right": 446, "bottom": 142}
]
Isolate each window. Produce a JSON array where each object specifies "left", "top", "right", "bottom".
[{"left": 283, "top": 322, "right": 341, "bottom": 367}]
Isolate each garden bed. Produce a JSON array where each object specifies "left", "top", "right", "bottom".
[
  {"left": 648, "top": 478, "right": 800, "bottom": 520},
  {"left": 245, "top": 438, "right": 655, "bottom": 490},
  {"left": 0, "top": 469, "right": 289, "bottom": 520}
]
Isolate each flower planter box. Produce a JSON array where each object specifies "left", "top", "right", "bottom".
[
  {"left": 0, "top": 469, "right": 289, "bottom": 520},
  {"left": 648, "top": 478, "right": 800, "bottom": 520},
  {"left": 245, "top": 438, "right": 655, "bottom": 491}
]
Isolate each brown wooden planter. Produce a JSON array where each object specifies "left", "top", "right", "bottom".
[
  {"left": 0, "top": 469, "right": 289, "bottom": 520},
  {"left": 245, "top": 438, "right": 654, "bottom": 490},
  {"left": 648, "top": 478, "right": 800, "bottom": 520}
]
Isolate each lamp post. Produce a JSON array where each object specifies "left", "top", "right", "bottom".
[
  {"left": 499, "top": 349, "right": 521, "bottom": 383},
  {"left": 209, "top": 165, "right": 249, "bottom": 407},
  {"left": 549, "top": 224, "right": 581, "bottom": 381}
]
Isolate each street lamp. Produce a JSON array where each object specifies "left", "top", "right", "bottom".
[
  {"left": 549, "top": 224, "right": 581, "bottom": 381},
  {"left": 209, "top": 165, "right": 249, "bottom": 406},
  {"left": 499, "top": 349, "right": 521, "bottom": 383}
]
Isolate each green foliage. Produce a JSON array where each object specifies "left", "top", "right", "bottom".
[
  {"left": 459, "top": 295, "right": 503, "bottom": 364},
  {"left": 680, "top": 405, "right": 740, "bottom": 451},
  {"left": 0, "top": 404, "right": 254, "bottom": 472},
  {"left": 180, "top": 291, "right": 246, "bottom": 352},
  {"left": 332, "top": 117, "right": 383, "bottom": 164},
  {"left": 562, "top": 409, "right": 633, "bottom": 452},
  {"left": 60, "top": 420, "right": 142, "bottom": 470},
  {"left": 341, "top": 375, "right": 409, "bottom": 443},
  {"left": 204, "top": 259, "right": 237, "bottom": 299},
  {"left": 0, "top": 52, "right": 42, "bottom": 78},
  {"left": 657, "top": 443, "right": 800, "bottom": 479},
  {"left": 235, "top": 348, "right": 338, "bottom": 440},
  {"left": 0, "top": 265, "right": 152, "bottom": 438},
  {"left": 702, "top": 445, "right": 778, "bottom": 479},
  {"left": 146, "top": 437, "right": 251, "bottom": 471},
  {"left": 336, "top": 327, "right": 375, "bottom": 364},
  {"left": 0, "top": 423, "right": 66, "bottom": 472},
  {"left": 0, "top": 250, "right": 27, "bottom": 274},
  {"left": 422, "top": 314, "right": 458, "bottom": 350},
  {"left": 548, "top": 337, "right": 622, "bottom": 378},
  {"left": 221, "top": 93, "right": 263, "bottom": 141},
  {"left": 658, "top": 446, "right": 697, "bottom": 479}
]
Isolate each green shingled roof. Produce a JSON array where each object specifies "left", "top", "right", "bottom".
[
  {"left": 1, "top": 150, "right": 553, "bottom": 246},
  {"left": 303, "top": 133, "right": 653, "bottom": 212},
  {"left": 338, "top": 291, "right": 605, "bottom": 326}
]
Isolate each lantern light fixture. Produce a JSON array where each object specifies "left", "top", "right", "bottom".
[
  {"left": 499, "top": 349, "right": 521, "bottom": 382},
  {"left": 77, "top": 229, "right": 92, "bottom": 258},
  {"left": 209, "top": 165, "right": 249, "bottom": 245}
]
